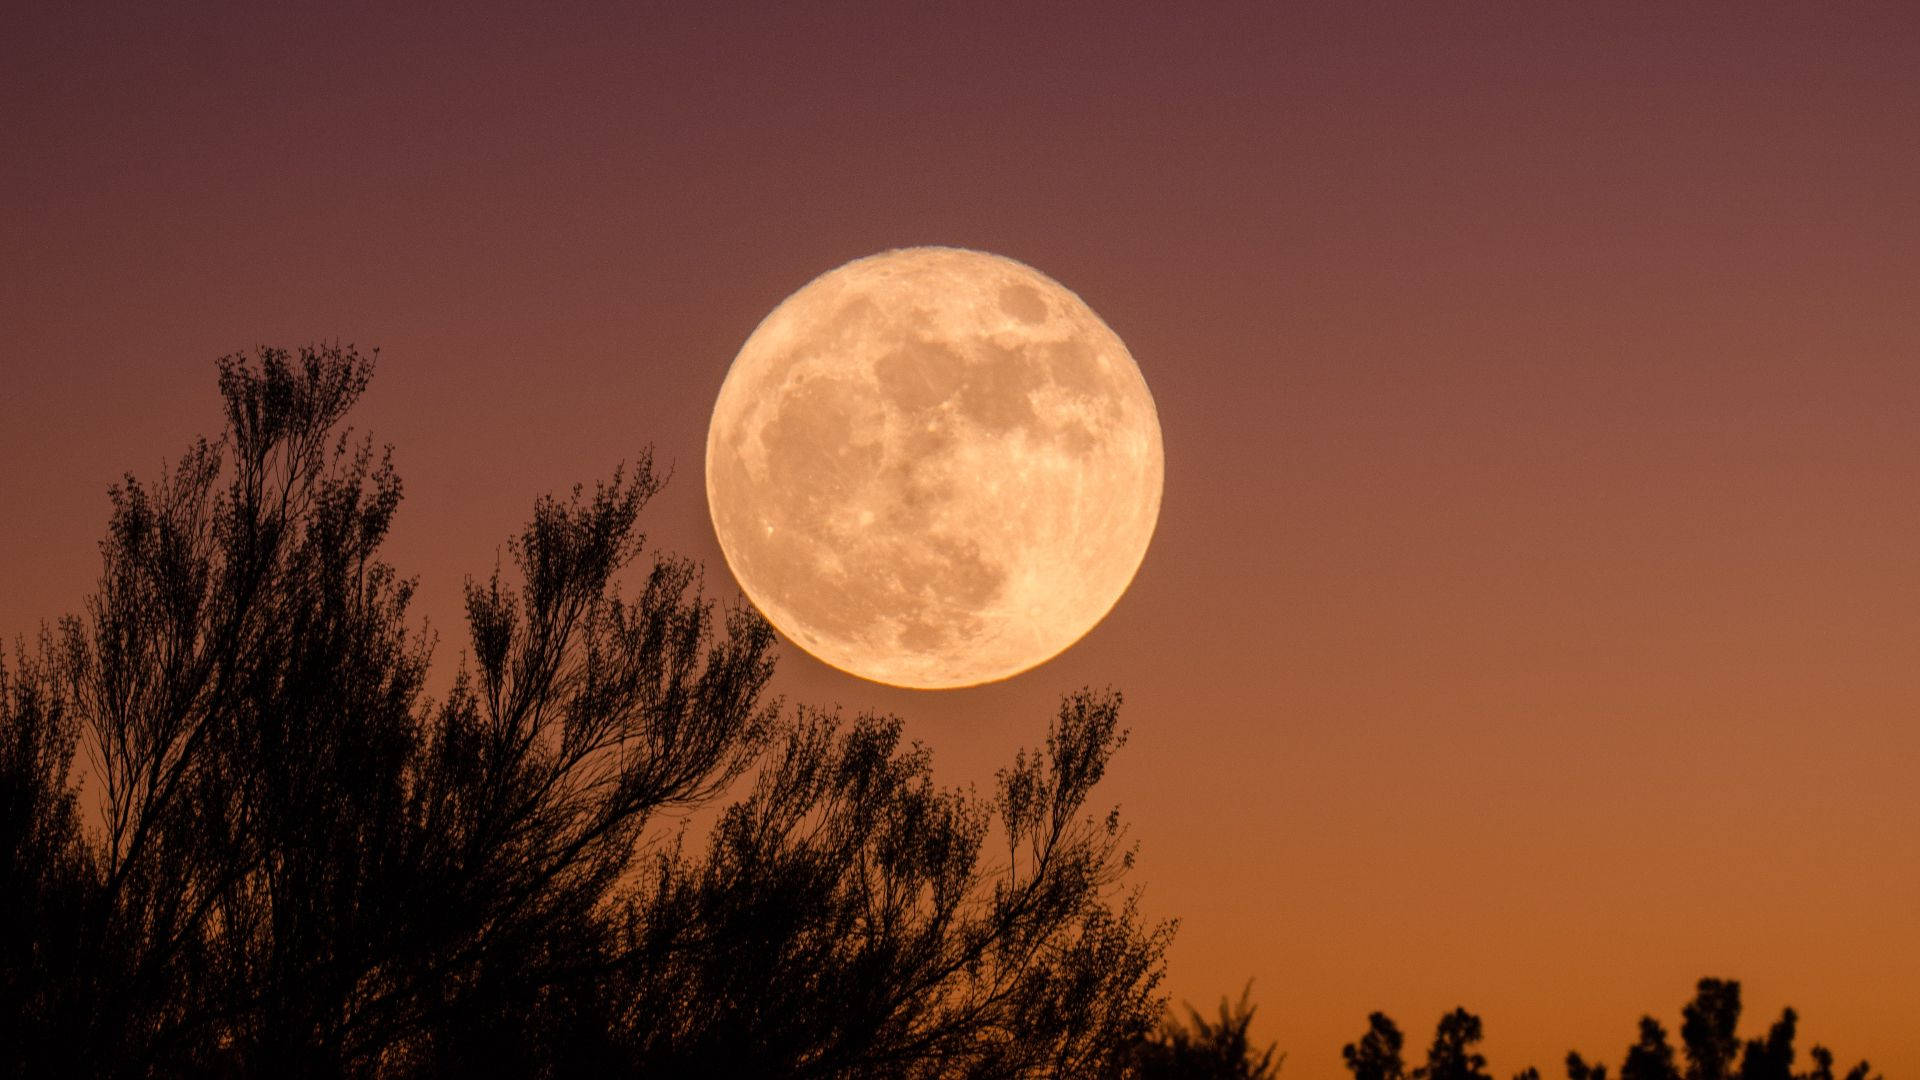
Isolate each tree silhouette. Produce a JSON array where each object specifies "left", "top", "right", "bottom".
[
  {"left": 607, "top": 692, "right": 1171, "bottom": 1077},
  {"left": 1345, "top": 1011, "right": 1409, "bottom": 1080},
  {"left": 1622, "top": 1017, "right": 1683, "bottom": 1080},
  {"left": 0, "top": 647, "right": 94, "bottom": 1059},
  {"left": 1683, "top": 979, "right": 1744, "bottom": 1080},
  {"left": 0, "top": 345, "right": 1170, "bottom": 1077},
  {"left": 1566, "top": 1050, "right": 1610, "bottom": 1080},
  {"left": 1133, "top": 982, "right": 1283, "bottom": 1080},
  {"left": 1417, "top": 1008, "right": 1493, "bottom": 1080},
  {"left": 1737, "top": 1008, "right": 1797, "bottom": 1080}
]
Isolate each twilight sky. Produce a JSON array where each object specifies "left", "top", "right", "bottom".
[{"left": 4, "top": 2, "right": 1917, "bottom": 1074}]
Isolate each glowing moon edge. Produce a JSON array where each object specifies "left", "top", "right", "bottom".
[{"left": 705, "top": 246, "right": 1163, "bottom": 689}]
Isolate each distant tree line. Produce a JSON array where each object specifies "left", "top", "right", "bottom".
[
  {"left": 1129, "top": 976, "right": 1883, "bottom": 1080},
  {"left": 1340, "top": 978, "right": 1879, "bottom": 1080}
]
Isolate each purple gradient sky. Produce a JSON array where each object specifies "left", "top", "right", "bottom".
[{"left": 5, "top": 3, "right": 1918, "bottom": 1073}]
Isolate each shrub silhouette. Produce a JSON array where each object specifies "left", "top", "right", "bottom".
[
  {"left": 0, "top": 345, "right": 1171, "bottom": 1077},
  {"left": 1132, "top": 982, "right": 1283, "bottom": 1079}
]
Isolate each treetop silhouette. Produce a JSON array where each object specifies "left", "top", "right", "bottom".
[
  {"left": 0, "top": 345, "right": 1171, "bottom": 1077},
  {"left": 1133, "top": 982, "right": 1283, "bottom": 1080}
]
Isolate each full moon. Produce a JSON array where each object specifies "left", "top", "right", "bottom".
[{"left": 705, "top": 247, "right": 1163, "bottom": 689}]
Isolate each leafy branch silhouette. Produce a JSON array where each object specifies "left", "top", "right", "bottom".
[{"left": 0, "top": 345, "right": 1170, "bottom": 1077}]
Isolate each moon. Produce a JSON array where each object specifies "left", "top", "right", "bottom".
[{"left": 705, "top": 247, "right": 1163, "bottom": 689}]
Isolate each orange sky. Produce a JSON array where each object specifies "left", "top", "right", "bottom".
[{"left": 4, "top": 3, "right": 1917, "bottom": 1074}]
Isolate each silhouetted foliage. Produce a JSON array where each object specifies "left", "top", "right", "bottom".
[
  {"left": 1738, "top": 1008, "right": 1797, "bottom": 1080},
  {"left": 1345, "top": 1012, "right": 1409, "bottom": 1080},
  {"left": 1346, "top": 979, "right": 1879, "bottom": 1080},
  {"left": 1418, "top": 1008, "right": 1493, "bottom": 1080},
  {"left": 1133, "top": 982, "right": 1283, "bottom": 1080},
  {"left": 1623, "top": 1017, "right": 1683, "bottom": 1080},
  {"left": 608, "top": 691, "right": 1172, "bottom": 1077},
  {"left": 1683, "top": 980, "right": 1744, "bottom": 1080},
  {"left": 0, "top": 346, "right": 1171, "bottom": 1077},
  {"left": 0, "top": 647, "right": 95, "bottom": 1057},
  {"left": 1567, "top": 1050, "right": 1611, "bottom": 1080}
]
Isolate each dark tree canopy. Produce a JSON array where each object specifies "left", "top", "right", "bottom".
[
  {"left": 0, "top": 346, "right": 1171, "bottom": 1077},
  {"left": 1567, "top": 1050, "right": 1611, "bottom": 1080},
  {"left": 1345, "top": 1012, "right": 1410, "bottom": 1080},
  {"left": 1683, "top": 980, "right": 1744, "bottom": 1080},
  {"left": 1738, "top": 1009, "right": 1798, "bottom": 1080},
  {"left": 1622, "top": 1017, "right": 1682, "bottom": 1080},
  {"left": 1418, "top": 1008, "right": 1492, "bottom": 1080}
]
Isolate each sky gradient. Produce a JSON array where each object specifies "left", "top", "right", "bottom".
[{"left": 5, "top": 3, "right": 1917, "bottom": 1074}]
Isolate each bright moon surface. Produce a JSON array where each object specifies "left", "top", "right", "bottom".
[{"left": 706, "top": 247, "right": 1164, "bottom": 689}]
